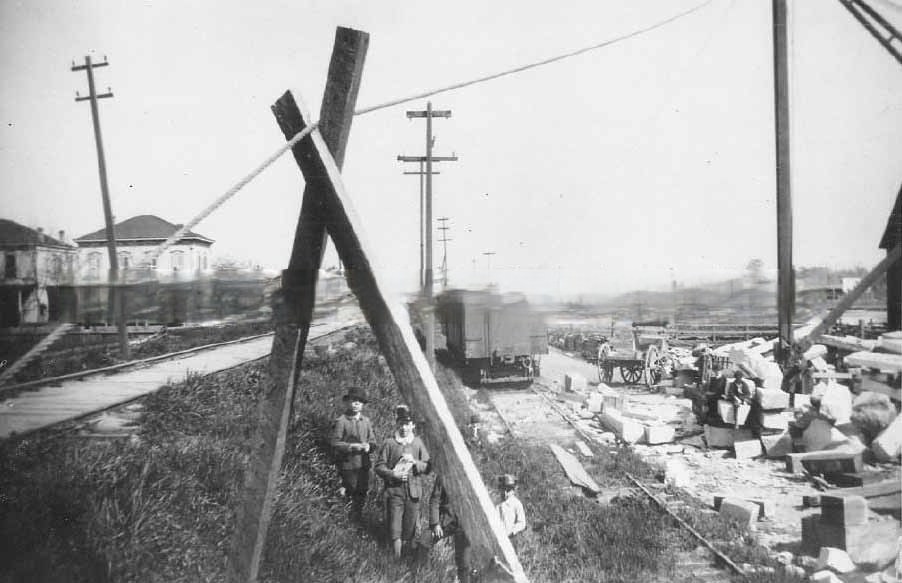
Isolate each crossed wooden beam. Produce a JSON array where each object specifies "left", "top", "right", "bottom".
[{"left": 228, "top": 27, "right": 527, "bottom": 583}]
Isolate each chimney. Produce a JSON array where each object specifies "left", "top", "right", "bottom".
[
  {"left": 36, "top": 227, "right": 45, "bottom": 242},
  {"left": 59, "top": 230, "right": 66, "bottom": 243}
]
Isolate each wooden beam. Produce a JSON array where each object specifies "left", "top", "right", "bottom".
[
  {"left": 228, "top": 27, "right": 368, "bottom": 583},
  {"left": 796, "top": 244, "right": 901, "bottom": 349},
  {"left": 273, "top": 90, "right": 527, "bottom": 582}
]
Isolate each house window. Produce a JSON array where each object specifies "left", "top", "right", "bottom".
[
  {"left": 118, "top": 252, "right": 131, "bottom": 269},
  {"left": 202, "top": 254, "right": 208, "bottom": 270},
  {"left": 51, "top": 255, "right": 63, "bottom": 277},
  {"left": 4, "top": 254, "right": 16, "bottom": 279},
  {"left": 88, "top": 252, "right": 102, "bottom": 278},
  {"left": 171, "top": 250, "right": 184, "bottom": 272}
]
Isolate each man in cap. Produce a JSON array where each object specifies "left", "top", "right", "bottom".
[
  {"left": 331, "top": 386, "right": 378, "bottom": 522},
  {"left": 496, "top": 474, "right": 526, "bottom": 537},
  {"left": 375, "top": 405, "right": 430, "bottom": 558},
  {"left": 723, "top": 370, "right": 755, "bottom": 429}
]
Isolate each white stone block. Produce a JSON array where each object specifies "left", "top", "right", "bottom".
[
  {"left": 872, "top": 413, "right": 902, "bottom": 462},
  {"left": 757, "top": 388, "right": 789, "bottom": 411},
  {"left": 816, "top": 547, "right": 856, "bottom": 574},
  {"left": 645, "top": 424, "right": 675, "bottom": 445},
  {"left": 598, "top": 410, "right": 644, "bottom": 444},
  {"left": 565, "top": 373, "right": 587, "bottom": 392}
]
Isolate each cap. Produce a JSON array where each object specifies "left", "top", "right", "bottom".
[
  {"left": 395, "top": 405, "right": 413, "bottom": 424},
  {"left": 343, "top": 387, "right": 368, "bottom": 403},
  {"left": 469, "top": 413, "right": 482, "bottom": 425}
]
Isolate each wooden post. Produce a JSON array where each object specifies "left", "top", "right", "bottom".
[
  {"left": 228, "top": 27, "right": 368, "bottom": 583},
  {"left": 773, "top": 0, "right": 794, "bottom": 365},
  {"left": 274, "top": 90, "right": 527, "bottom": 582}
]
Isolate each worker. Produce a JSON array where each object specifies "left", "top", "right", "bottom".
[
  {"left": 375, "top": 405, "right": 430, "bottom": 558},
  {"left": 412, "top": 472, "right": 475, "bottom": 582},
  {"left": 330, "top": 386, "right": 378, "bottom": 522},
  {"left": 724, "top": 370, "right": 755, "bottom": 429},
  {"left": 496, "top": 474, "right": 526, "bottom": 537}
]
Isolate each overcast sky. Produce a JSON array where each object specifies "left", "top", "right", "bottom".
[{"left": 2, "top": 0, "right": 900, "bottom": 297}]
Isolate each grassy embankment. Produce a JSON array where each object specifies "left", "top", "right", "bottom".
[{"left": 0, "top": 326, "right": 798, "bottom": 582}]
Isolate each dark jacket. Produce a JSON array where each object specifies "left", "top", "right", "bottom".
[
  {"left": 429, "top": 475, "right": 458, "bottom": 528},
  {"left": 331, "top": 414, "right": 378, "bottom": 470},
  {"left": 375, "top": 435, "right": 430, "bottom": 500}
]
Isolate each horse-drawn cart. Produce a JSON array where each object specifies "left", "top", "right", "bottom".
[{"left": 596, "top": 323, "right": 673, "bottom": 387}]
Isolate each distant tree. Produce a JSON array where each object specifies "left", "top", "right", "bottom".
[{"left": 746, "top": 258, "right": 766, "bottom": 283}]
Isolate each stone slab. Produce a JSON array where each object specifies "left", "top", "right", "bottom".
[
  {"left": 821, "top": 495, "right": 869, "bottom": 527},
  {"left": 565, "top": 373, "right": 588, "bottom": 393},
  {"left": 802, "top": 514, "right": 902, "bottom": 566},
  {"left": 757, "top": 388, "right": 790, "bottom": 410},
  {"left": 645, "top": 424, "right": 676, "bottom": 445},
  {"left": 719, "top": 497, "right": 759, "bottom": 528},
  {"left": 760, "top": 411, "right": 791, "bottom": 431},
  {"left": 761, "top": 432, "right": 793, "bottom": 458},
  {"left": 733, "top": 438, "right": 763, "bottom": 459},
  {"left": 713, "top": 495, "right": 772, "bottom": 519},
  {"left": 786, "top": 450, "right": 864, "bottom": 475}
]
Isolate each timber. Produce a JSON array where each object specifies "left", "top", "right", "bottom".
[
  {"left": 796, "top": 244, "right": 901, "bottom": 349},
  {"left": 275, "top": 90, "right": 527, "bottom": 582},
  {"left": 228, "top": 27, "right": 369, "bottom": 583}
]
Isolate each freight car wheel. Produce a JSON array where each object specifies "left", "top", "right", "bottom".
[{"left": 620, "top": 365, "right": 642, "bottom": 385}]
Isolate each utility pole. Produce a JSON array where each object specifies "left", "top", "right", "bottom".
[
  {"left": 437, "top": 217, "right": 451, "bottom": 289},
  {"left": 401, "top": 162, "right": 441, "bottom": 290},
  {"left": 72, "top": 55, "right": 129, "bottom": 359},
  {"left": 397, "top": 102, "right": 457, "bottom": 367},
  {"left": 772, "top": 0, "right": 793, "bottom": 365},
  {"left": 482, "top": 251, "right": 495, "bottom": 284}
]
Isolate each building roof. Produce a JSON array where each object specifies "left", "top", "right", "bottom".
[
  {"left": 0, "top": 218, "right": 71, "bottom": 248},
  {"left": 75, "top": 214, "right": 214, "bottom": 245},
  {"left": 880, "top": 185, "right": 901, "bottom": 250}
]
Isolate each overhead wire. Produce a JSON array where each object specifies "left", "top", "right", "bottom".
[{"left": 139, "top": 0, "right": 717, "bottom": 268}]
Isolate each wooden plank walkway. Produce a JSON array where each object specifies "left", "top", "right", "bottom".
[{"left": 0, "top": 321, "right": 349, "bottom": 439}]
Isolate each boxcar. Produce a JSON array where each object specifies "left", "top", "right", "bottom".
[{"left": 437, "top": 289, "right": 547, "bottom": 385}]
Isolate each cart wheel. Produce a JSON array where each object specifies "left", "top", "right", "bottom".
[
  {"left": 644, "top": 345, "right": 659, "bottom": 388},
  {"left": 621, "top": 365, "right": 642, "bottom": 384},
  {"left": 597, "top": 344, "right": 612, "bottom": 383}
]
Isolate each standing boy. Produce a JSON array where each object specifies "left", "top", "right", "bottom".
[
  {"left": 331, "top": 386, "right": 378, "bottom": 522},
  {"left": 375, "top": 405, "right": 430, "bottom": 558},
  {"left": 496, "top": 474, "right": 526, "bottom": 537}
]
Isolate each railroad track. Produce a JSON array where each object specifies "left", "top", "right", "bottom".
[
  {"left": 0, "top": 321, "right": 358, "bottom": 440},
  {"left": 520, "top": 384, "right": 749, "bottom": 583}
]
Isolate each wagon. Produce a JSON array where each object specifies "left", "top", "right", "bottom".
[{"left": 596, "top": 323, "right": 673, "bottom": 387}]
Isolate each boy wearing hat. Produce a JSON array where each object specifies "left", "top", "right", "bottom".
[
  {"left": 375, "top": 405, "right": 430, "bottom": 558},
  {"left": 496, "top": 474, "right": 526, "bottom": 537},
  {"left": 331, "top": 386, "right": 378, "bottom": 521}
]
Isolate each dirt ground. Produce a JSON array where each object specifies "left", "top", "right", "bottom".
[{"left": 482, "top": 347, "right": 900, "bottom": 559}]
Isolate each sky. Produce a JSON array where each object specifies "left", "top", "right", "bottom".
[{"left": 2, "top": 0, "right": 901, "bottom": 298}]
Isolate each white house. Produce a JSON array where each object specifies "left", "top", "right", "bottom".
[
  {"left": 0, "top": 219, "right": 79, "bottom": 325},
  {"left": 74, "top": 215, "right": 214, "bottom": 282}
]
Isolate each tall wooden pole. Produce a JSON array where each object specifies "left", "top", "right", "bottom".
[
  {"left": 773, "top": 0, "right": 794, "bottom": 365},
  {"left": 424, "top": 101, "right": 436, "bottom": 365},
  {"left": 228, "top": 28, "right": 368, "bottom": 583},
  {"left": 72, "top": 55, "right": 129, "bottom": 359}
]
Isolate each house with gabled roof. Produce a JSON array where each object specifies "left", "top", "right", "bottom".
[
  {"left": 0, "top": 219, "right": 79, "bottom": 326},
  {"left": 74, "top": 214, "right": 214, "bottom": 282}
]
